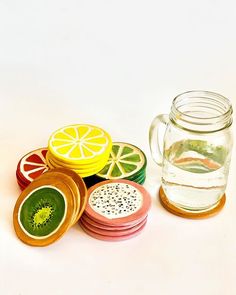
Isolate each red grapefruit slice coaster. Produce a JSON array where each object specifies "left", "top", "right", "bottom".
[
  {"left": 84, "top": 180, "right": 151, "bottom": 227},
  {"left": 16, "top": 171, "right": 31, "bottom": 190},
  {"left": 17, "top": 148, "right": 49, "bottom": 186},
  {"left": 16, "top": 170, "right": 29, "bottom": 184},
  {"left": 17, "top": 179, "right": 26, "bottom": 191},
  {"left": 80, "top": 218, "right": 147, "bottom": 241}
]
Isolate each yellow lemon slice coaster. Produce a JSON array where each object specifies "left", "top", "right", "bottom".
[
  {"left": 46, "top": 150, "right": 110, "bottom": 171},
  {"left": 47, "top": 154, "right": 110, "bottom": 178},
  {"left": 48, "top": 124, "right": 112, "bottom": 165}
]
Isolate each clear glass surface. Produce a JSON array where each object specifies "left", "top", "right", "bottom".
[{"left": 150, "top": 91, "right": 233, "bottom": 211}]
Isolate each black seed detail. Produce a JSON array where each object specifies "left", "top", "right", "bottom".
[
  {"left": 29, "top": 198, "right": 55, "bottom": 229},
  {"left": 89, "top": 183, "right": 142, "bottom": 218}
]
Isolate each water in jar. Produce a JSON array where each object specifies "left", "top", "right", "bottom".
[{"left": 162, "top": 139, "right": 230, "bottom": 210}]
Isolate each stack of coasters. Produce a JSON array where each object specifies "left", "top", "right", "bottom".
[
  {"left": 16, "top": 148, "right": 49, "bottom": 190},
  {"left": 84, "top": 142, "right": 147, "bottom": 188},
  {"left": 13, "top": 168, "right": 87, "bottom": 247},
  {"left": 80, "top": 179, "right": 151, "bottom": 241},
  {"left": 46, "top": 124, "right": 112, "bottom": 178}
]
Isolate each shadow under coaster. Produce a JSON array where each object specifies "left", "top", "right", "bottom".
[{"left": 159, "top": 186, "right": 226, "bottom": 219}]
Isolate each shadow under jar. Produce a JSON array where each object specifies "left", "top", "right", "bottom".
[{"left": 149, "top": 91, "right": 233, "bottom": 213}]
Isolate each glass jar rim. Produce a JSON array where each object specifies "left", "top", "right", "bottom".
[{"left": 170, "top": 90, "right": 233, "bottom": 132}]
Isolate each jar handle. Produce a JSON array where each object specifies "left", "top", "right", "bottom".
[{"left": 149, "top": 114, "right": 169, "bottom": 166}]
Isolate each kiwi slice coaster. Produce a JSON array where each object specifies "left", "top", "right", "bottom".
[
  {"left": 13, "top": 168, "right": 88, "bottom": 246},
  {"left": 19, "top": 186, "right": 66, "bottom": 238}
]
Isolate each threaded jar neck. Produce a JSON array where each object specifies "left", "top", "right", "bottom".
[{"left": 170, "top": 91, "right": 233, "bottom": 133}]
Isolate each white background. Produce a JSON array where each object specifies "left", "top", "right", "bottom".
[{"left": 0, "top": 1, "right": 236, "bottom": 294}]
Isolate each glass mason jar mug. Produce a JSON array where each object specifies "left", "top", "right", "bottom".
[{"left": 149, "top": 91, "right": 233, "bottom": 214}]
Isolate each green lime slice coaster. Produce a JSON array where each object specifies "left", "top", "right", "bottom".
[
  {"left": 19, "top": 186, "right": 66, "bottom": 238},
  {"left": 131, "top": 173, "right": 146, "bottom": 184},
  {"left": 97, "top": 142, "right": 147, "bottom": 180},
  {"left": 125, "top": 167, "right": 146, "bottom": 181}
]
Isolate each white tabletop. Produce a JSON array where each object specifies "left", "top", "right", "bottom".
[{"left": 1, "top": 1, "right": 236, "bottom": 294}]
